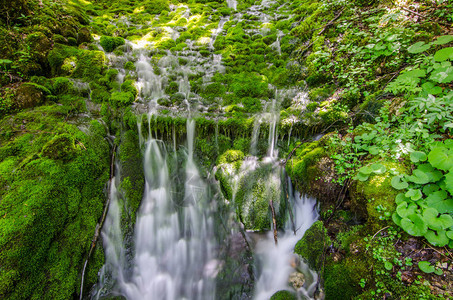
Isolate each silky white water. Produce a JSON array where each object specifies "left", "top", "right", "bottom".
[{"left": 254, "top": 191, "right": 319, "bottom": 300}]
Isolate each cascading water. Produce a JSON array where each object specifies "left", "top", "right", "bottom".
[
  {"left": 253, "top": 190, "right": 319, "bottom": 300},
  {"left": 95, "top": 120, "right": 217, "bottom": 300}
]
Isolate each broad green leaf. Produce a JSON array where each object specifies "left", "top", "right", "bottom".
[
  {"left": 445, "top": 169, "right": 453, "bottom": 195},
  {"left": 434, "top": 268, "right": 444, "bottom": 276},
  {"left": 384, "top": 261, "right": 393, "bottom": 271},
  {"left": 410, "top": 151, "right": 427, "bottom": 163},
  {"left": 434, "top": 47, "right": 453, "bottom": 62},
  {"left": 370, "top": 163, "right": 386, "bottom": 174},
  {"left": 368, "top": 146, "right": 379, "bottom": 155},
  {"left": 356, "top": 172, "right": 369, "bottom": 182},
  {"left": 358, "top": 165, "right": 373, "bottom": 175},
  {"left": 391, "top": 175, "right": 409, "bottom": 190},
  {"left": 401, "top": 214, "right": 428, "bottom": 236},
  {"left": 418, "top": 164, "right": 443, "bottom": 182},
  {"left": 407, "top": 41, "right": 431, "bottom": 54},
  {"left": 426, "top": 190, "right": 453, "bottom": 214},
  {"left": 418, "top": 261, "right": 435, "bottom": 273},
  {"left": 397, "top": 202, "right": 417, "bottom": 218},
  {"left": 423, "top": 184, "right": 440, "bottom": 196},
  {"left": 392, "top": 212, "right": 402, "bottom": 226},
  {"left": 421, "top": 82, "right": 443, "bottom": 95},
  {"left": 425, "top": 230, "right": 449, "bottom": 247},
  {"left": 446, "top": 230, "right": 453, "bottom": 239},
  {"left": 405, "top": 189, "right": 423, "bottom": 201},
  {"left": 400, "top": 68, "right": 426, "bottom": 78},
  {"left": 395, "top": 193, "right": 409, "bottom": 204},
  {"left": 423, "top": 207, "right": 453, "bottom": 230},
  {"left": 433, "top": 35, "right": 453, "bottom": 45},
  {"left": 428, "top": 147, "right": 453, "bottom": 171},
  {"left": 406, "top": 169, "right": 430, "bottom": 185},
  {"left": 429, "top": 66, "right": 453, "bottom": 84}
]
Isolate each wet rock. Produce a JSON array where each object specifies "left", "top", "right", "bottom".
[{"left": 289, "top": 271, "right": 305, "bottom": 289}]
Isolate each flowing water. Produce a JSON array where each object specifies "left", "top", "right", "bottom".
[{"left": 92, "top": 1, "right": 320, "bottom": 299}]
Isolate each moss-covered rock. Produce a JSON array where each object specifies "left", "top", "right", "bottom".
[
  {"left": 294, "top": 220, "right": 330, "bottom": 270},
  {"left": 77, "top": 27, "right": 93, "bottom": 44},
  {"left": 41, "top": 133, "right": 78, "bottom": 161},
  {"left": 349, "top": 161, "right": 408, "bottom": 230},
  {"left": 100, "top": 35, "right": 125, "bottom": 52},
  {"left": 270, "top": 290, "right": 297, "bottom": 300},
  {"left": 14, "top": 82, "right": 46, "bottom": 109}
]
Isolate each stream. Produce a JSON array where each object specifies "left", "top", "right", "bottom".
[{"left": 91, "top": 0, "right": 320, "bottom": 299}]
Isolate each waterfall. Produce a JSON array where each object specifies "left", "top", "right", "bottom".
[
  {"left": 95, "top": 120, "right": 217, "bottom": 300},
  {"left": 253, "top": 188, "right": 319, "bottom": 300}
]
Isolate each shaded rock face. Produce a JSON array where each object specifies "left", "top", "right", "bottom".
[
  {"left": 15, "top": 83, "right": 46, "bottom": 109},
  {"left": 77, "top": 27, "right": 93, "bottom": 45}
]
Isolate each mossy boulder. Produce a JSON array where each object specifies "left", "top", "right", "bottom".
[
  {"left": 110, "top": 91, "right": 135, "bottom": 107},
  {"left": 77, "top": 27, "right": 93, "bottom": 44},
  {"left": 270, "top": 290, "right": 297, "bottom": 300},
  {"left": 215, "top": 150, "right": 245, "bottom": 200},
  {"left": 349, "top": 161, "right": 408, "bottom": 229},
  {"left": 100, "top": 35, "right": 125, "bottom": 52},
  {"left": 324, "top": 256, "right": 368, "bottom": 299},
  {"left": 14, "top": 83, "right": 46, "bottom": 109},
  {"left": 41, "top": 133, "right": 78, "bottom": 161},
  {"left": 294, "top": 220, "right": 330, "bottom": 270}
]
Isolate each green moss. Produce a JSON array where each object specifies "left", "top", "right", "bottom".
[
  {"left": 270, "top": 290, "right": 297, "bottom": 300},
  {"left": 110, "top": 91, "right": 135, "bottom": 107},
  {"left": 217, "top": 150, "right": 245, "bottom": 165},
  {"left": 286, "top": 141, "right": 325, "bottom": 188},
  {"left": 100, "top": 35, "right": 125, "bottom": 52},
  {"left": 294, "top": 220, "right": 330, "bottom": 270},
  {"left": 350, "top": 161, "right": 407, "bottom": 230},
  {"left": 324, "top": 257, "right": 367, "bottom": 300}
]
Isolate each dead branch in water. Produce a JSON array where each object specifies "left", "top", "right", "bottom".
[{"left": 269, "top": 199, "right": 278, "bottom": 245}]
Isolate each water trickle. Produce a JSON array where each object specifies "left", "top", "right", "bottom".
[
  {"left": 226, "top": 0, "right": 237, "bottom": 10},
  {"left": 254, "top": 189, "right": 319, "bottom": 300}
]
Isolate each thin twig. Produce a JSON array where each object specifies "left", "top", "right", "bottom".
[{"left": 269, "top": 199, "right": 278, "bottom": 245}]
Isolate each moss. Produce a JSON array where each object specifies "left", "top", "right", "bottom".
[
  {"left": 100, "top": 35, "right": 125, "bottom": 52},
  {"left": 294, "top": 220, "right": 330, "bottom": 270},
  {"left": 270, "top": 290, "right": 297, "bottom": 300},
  {"left": 350, "top": 161, "right": 407, "bottom": 230},
  {"left": 324, "top": 256, "right": 368, "bottom": 299},
  {"left": 124, "top": 61, "right": 135, "bottom": 71},
  {"left": 110, "top": 91, "right": 135, "bottom": 107},
  {"left": 286, "top": 142, "right": 325, "bottom": 186},
  {"left": 217, "top": 149, "right": 245, "bottom": 165},
  {"left": 40, "top": 133, "right": 77, "bottom": 161},
  {"left": 14, "top": 82, "right": 47, "bottom": 109}
]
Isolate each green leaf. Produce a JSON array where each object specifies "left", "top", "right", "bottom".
[
  {"left": 425, "top": 230, "right": 449, "bottom": 247},
  {"left": 358, "top": 165, "right": 373, "bottom": 175},
  {"left": 426, "top": 190, "right": 453, "bottom": 214},
  {"left": 446, "top": 230, "right": 453, "bottom": 240},
  {"left": 405, "top": 189, "right": 423, "bottom": 201},
  {"left": 433, "top": 35, "right": 453, "bottom": 45},
  {"left": 391, "top": 175, "right": 409, "bottom": 190},
  {"left": 356, "top": 172, "right": 369, "bottom": 182},
  {"left": 428, "top": 147, "right": 453, "bottom": 171},
  {"left": 401, "top": 214, "right": 428, "bottom": 236},
  {"left": 423, "top": 207, "right": 453, "bottom": 230},
  {"left": 418, "top": 164, "right": 443, "bottom": 182},
  {"left": 445, "top": 169, "right": 453, "bottom": 195},
  {"left": 384, "top": 261, "right": 393, "bottom": 271},
  {"left": 406, "top": 169, "right": 430, "bottom": 185},
  {"left": 397, "top": 202, "right": 417, "bottom": 218},
  {"left": 423, "top": 184, "right": 440, "bottom": 196},
  {"left": 410, "top": 151, "right": 428, "bottom": 163},
  {"left": 370, "top": 163, "right": 386, "bottom": 174},
  {"left": 407, "top": 41, "right": 431, "bottom": 54},
  {"left": 418, "top": 261, "right": 435, "bottom": 273},
  {"left": 434, "top": 47, "right": 453, "bottom": 62},
  {"left": 434, "top": 268, "right": 444, "bottom": 276},
  {"left": 395, "top": 193, "right": 409, "bottom": 204},
  {"left": 421, "top": 82, "right": 443, "bottom": 95},
  {"left": 429, "top": 66, "right": 453, "bottom": 84},
  {"left": 368, "top": 146, "right": 379, "bottom": 155},
  {"left": 392, "top": 212, "right": 402, "bottom": 226}
]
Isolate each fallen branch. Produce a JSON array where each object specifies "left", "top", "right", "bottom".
[
  {"left": 79, "top": 145, "right": 116, "bottom": 300},
  {"left": 269, "top": 199, "right": 278, "bottom": 245}
]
